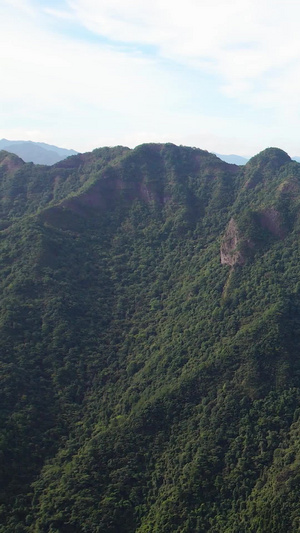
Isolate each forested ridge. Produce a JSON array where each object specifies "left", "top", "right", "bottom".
[{"left": 1, "top": 143, "right": 300, "bottom": 532}]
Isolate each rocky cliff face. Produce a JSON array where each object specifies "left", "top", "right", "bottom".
[
  {"left": 220, "top": 207, "right": 285, "bottom": 266},
  {"left": 220, "top": 218, "right": 245, "bottom": 266}
]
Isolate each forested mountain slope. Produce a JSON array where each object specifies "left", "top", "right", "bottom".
[{"left": 1, "top": 144, "right": 300, "bottom": 532}]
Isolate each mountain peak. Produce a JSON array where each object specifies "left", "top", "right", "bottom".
[
  {"left": 246, "top": 147, "right": 291, "bottom": 169},
  {"left": 243, "top": 148, "right": 291, "bottom": 190}
]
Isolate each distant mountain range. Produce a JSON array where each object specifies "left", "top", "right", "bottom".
[
  {"left": 215, "top": 153, "right": 249, "bottom": 165},
  {"left": 0, "top": 139, "right": 78, "bottom": 165}
]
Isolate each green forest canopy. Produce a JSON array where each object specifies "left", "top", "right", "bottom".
[{"left": 1, "top": 144, "right": 300, "bottom": 532}]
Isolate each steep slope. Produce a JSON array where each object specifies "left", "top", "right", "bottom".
[{"left": 1, "top": 145, "right": 300, "bottom": 532}]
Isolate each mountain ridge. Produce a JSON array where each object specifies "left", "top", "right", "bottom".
[{"left": 3, "top": 137, "right": 300, "bottom": 167}]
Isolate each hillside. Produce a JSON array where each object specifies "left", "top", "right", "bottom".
[{"left": 1, "top": 143, "right": 300, "bottom": 532}]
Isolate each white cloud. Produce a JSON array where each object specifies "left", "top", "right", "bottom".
[
  {"left": 67, "top": 0, "right": 300, "bottom": 113},
  {"left": 3, "top": 0, "right": 36, "bottom": 16},
  {"left": 2, "top": 0, "right": 300, "bottom": 154},
  {"left": 0, "top": 2, "right": 181, "bottom": 148},
  {"left": 43, "top": 8, "right": 75, "bottom": 21}
]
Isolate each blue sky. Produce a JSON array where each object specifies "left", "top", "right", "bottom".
[{"left": 1, "top": 0, "right": 300, "bottom": 156}]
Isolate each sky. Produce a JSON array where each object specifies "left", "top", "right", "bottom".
[{"left": 1, "top": 0, "right": 300, "bottom": 156}]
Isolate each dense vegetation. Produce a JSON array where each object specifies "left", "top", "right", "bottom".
[{"left": 1, "top": 143, "right": 300, "bottom": 531}]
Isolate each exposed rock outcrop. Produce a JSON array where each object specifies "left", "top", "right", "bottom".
[
  {"left": 220, "top": 218, "right": 245, "bottom": 266},
  {"left": 221, "top": 207, "right": 286, "bottom": 267}
]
